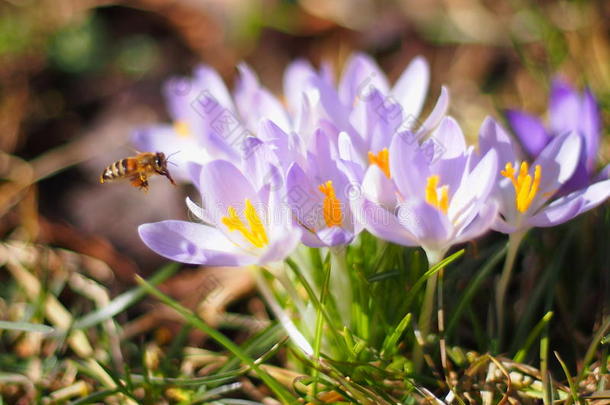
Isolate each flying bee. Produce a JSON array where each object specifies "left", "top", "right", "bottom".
[{"left": 100, "top": 151, "right": 176, "bottom": 191}]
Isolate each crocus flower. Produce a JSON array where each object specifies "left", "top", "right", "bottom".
[
  {"left": 362, "top": 117, "right": 499, "bottom": 263},
  {"left": 286, "top": 130, "right": 359, "bottom": 247},
  {"left": 132, "top": 62, "right": 319, "bottom": 182},
  {"left": 139, "top": 160, "right": 301, "bottom": 266},
  {"left": 479, "top": 118, "right": 610, "bottom": 234},
  {"left": 506, "top": 78, "right": 607, "bottom": 192},
  {"left": 335, "top": 54, "right": 449, "bottom": 181}
]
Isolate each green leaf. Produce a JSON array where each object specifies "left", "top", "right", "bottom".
[
  {"left": 381, "top": 313, "right": 412, "bottom": 357},
  {"left": 135, "top": 275, "right": 298, "bottom": 404},
  {"left": 73, "top": 262, "right": 179, "bottom": 330},
  {"left": 0, "top": 320, "right": 54, "bottom": 334}
]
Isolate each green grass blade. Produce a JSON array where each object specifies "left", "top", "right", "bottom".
[
  {"left": 285, "top": 257, "right": 346, "bottom": 352},
  {"left": 0, "top": 320, "right": 54, "bottom": 334},
  {"left": 405, "top": 249, "right": 465, "bottom": 310},
  {"left": 579, "top": 316, "right": 610, "bottom": 382},
  {"left": 554, "top": 351, "right": 580, "bottom": 405},
  {"left": 68, "top": 389, "right": 119, "bottom": 405},
  {"left": 381, "top": 312, "right": 411, "bottom": 357},
  {"left": 135, "top": 275, "right": 298, "bottom": 404},
  {"left": 446, "top": 244, "right": 506, "bottom": 336},
  {"left": 73, "top": 262, "right": 179, "bottom": 330},
  {"left": 513, "top": 311, "right": 553, "bottom": 363}
]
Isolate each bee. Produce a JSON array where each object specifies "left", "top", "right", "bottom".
[{"left": 100, "top": 151, "right": 176, "bottom": 191}]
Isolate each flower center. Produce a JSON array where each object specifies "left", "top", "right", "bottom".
[
  {"left": 425, "top": 175, "right": 449, "bottom": 214},
  {"left": 318, "top": 181, "right": 343, "bottom": 227},
  {"left": 221, "top": 199, "right": 269, "bottom": 248},
  {"left": 368, "top": 148, "right": 390, "bottom": 178},
  {"left": 500, "top": 162, "right": 541, "bottom": 213},
  {"left": 173, "top": 121, "right": 191, "bottom": 137}
]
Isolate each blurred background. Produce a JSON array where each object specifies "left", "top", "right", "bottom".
[{"left": 0, "top": 0, "right": 609, "bottom": 401}]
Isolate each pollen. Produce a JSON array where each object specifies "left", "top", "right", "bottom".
[
  {"left": 318, "top": 181, "right": 343, "bottom": 227},
  {"left": 425, "top": 175, "right": 449, "bottom": 214},
  {"left": 368, "top": 148, "right": 391, "bottom": 178},
  {"left": 221, "top": 199, "right": 269, "bottom": 248},
  {"left": 173, "top": 121, "right": 191, "bottom": 137},
  {"left": 500, "top": 162, "right": 541, "bottom": 213}
]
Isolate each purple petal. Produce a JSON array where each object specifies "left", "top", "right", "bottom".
[
  {"left": 529, "top": 179, "right": 610, "bottom": 227},
  {"left": 579, "top": 88, "right": 601, "bottom": 172},
  {"left": 234, "top": 63, "right": 292, "bottom": 133},
  {"left": 201, "top": 160, "right": 258, "bottom": 223},
  {"left": 338, "top": 53, "right": 390, "bottom": 107},
  {"left": 396, "top": 200, "right": 452, "bottom": 248},
  {"left": 449, "top": 149, "right": 497, "bottom": 227},
  {"left": 192, "top": 65, "right": 236, "bottom": 112},
  {"left": 284, "top": 59, "right": 318, "bottom": 114},
  {"left": 414, "top": 86, "right": 449, "bottom": 136},
  {"left": 389, "top": 131, "right": 430, "bottom": 199},
  {"left": 527, "top": 196, "right": 584, "bottom": 228},
  {"left": 392, "top": 56, "right": 429, "bottom": 120},
  {"left": 185, "top": 197, "right": 214, "bottom": 224},
  {"left": 559, "top": 154, "right": 590, "bottom": 194},
  {"left": 258, "top": 226, "right": 302, "bottom": 263},
  {"left": 317, "top": 226, "right": 353, "bottom": 246},
  {"left": 492, "top": 215, "right": 518, "bottom": 234},
  {"left": 361, "top": 165, "right": 396, "bottom": 210},
  {"left": 454, "top": 201, "right": 498, "bottom": 244},
  {"left": 576, "top": 179, "right": 610, "bottom": 212},
  {"left": 549, "top": 78, "right": 579, "bottom": 136},
  {"left": 478, "top": 117, "right": 517, "bottom": 166},
  {"left": 430, "top": 116, "right": 466, "bottom": 159},
  {"left": 505, "top": 110, "right": 550, "bottom": 157},
  {"left": 532, "top": 131, "right": 581, "bottom": 207},
  {"left": 286, "top": 163, "right": 325, "bottom": 232},
  {"left": 139, "top": 221, "right": 255, "bottom": 266},
  {"left": 362, "top": 200, "right": 418, "bottom": 246}
]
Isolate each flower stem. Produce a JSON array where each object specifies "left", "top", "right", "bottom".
[
  {"left": 437, "top": 267, "right": 448, "bottom": 373},
  {"left": 496, "top": 230, "right": 526, "bottom": 349},
  {"left": 414, "top": 269, "right": 438, "bottom": 372},
  {"left": 312, "top": 251, "right": 333, "bottom": 395},
  {"left": 253, "top": 268, "right": 314, "bottom": 357},
  {"left": 330, "top": 246, "right": 351, "bottom": 325}
]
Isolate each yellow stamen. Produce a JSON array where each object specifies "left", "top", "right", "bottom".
[
  {"left": 318, "top": 181, "right": 343, "bottom": 227},
  {"left": 221, "top": 199, "right": 268, "bottom": 248},
  {"left": 425, "top": 175, "right": 449, "bottom": 214},
  {"left": 173, "top": 121, "right": 190, "bottom": 137},
  {"left": 500, "top": 162, "right": 541, "bottom": 213},
  {"left": 368, "top": 148, "right": 391, "bottom": 178}
]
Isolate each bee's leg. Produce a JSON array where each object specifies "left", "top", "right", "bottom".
[{"left": 130, "top": 175, "right": 149, "bottom": 192}]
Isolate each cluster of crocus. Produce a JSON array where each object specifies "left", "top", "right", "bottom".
[{"left": 136, "top": 54, "right": 609, "bottom": 271}]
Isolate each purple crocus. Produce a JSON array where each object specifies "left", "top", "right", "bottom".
[
  {"left": 285, "top": 130, "right": 359, "bottom": 247},
  {"left": 479, "top": 117, "right": 610, "bottom": 234},
  {"left": 132, "top": 62, "right": 315, "bottom": 182},
  {"left": 335, "top": 54, "right": 449, "bottom": 181},
  {"left": 362, "top": 117, "right": 499, "bottom": 263},
  {"left": 506, "top": 78, "right": 606, "bottom": 192},
  {"left": 139, "top": 160, "right": 301, "bottom": 266}
]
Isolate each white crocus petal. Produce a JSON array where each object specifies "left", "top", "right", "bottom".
[
  {"left": 139, "top": 221, "right": 255, "bottom": 266},
  {"left": 414, "top": 86, "right": 450, "bottom": 136},
  {"left": 478, "top": 116, "right": 517, "bottom": 166},
  {"left": 339, "top": 53, "right": 390, "bottom": 106},
  {"left": 448, "top": 149, "right": 498, "bottom": 227},
  {"left": 392, "top": 56, "right": 430, "bottom": 120},
  {"left": 185, "top": 197, "right": 214, "bottom": 225},
  {"left": 530, "top": 131, "right": 581, "bottom": 210},
  {"left": 361, "top": 165, "right": 396, "bottom": 210},
  {"left": 430, "top": 116, "right": 467, "bottom": 159}
]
